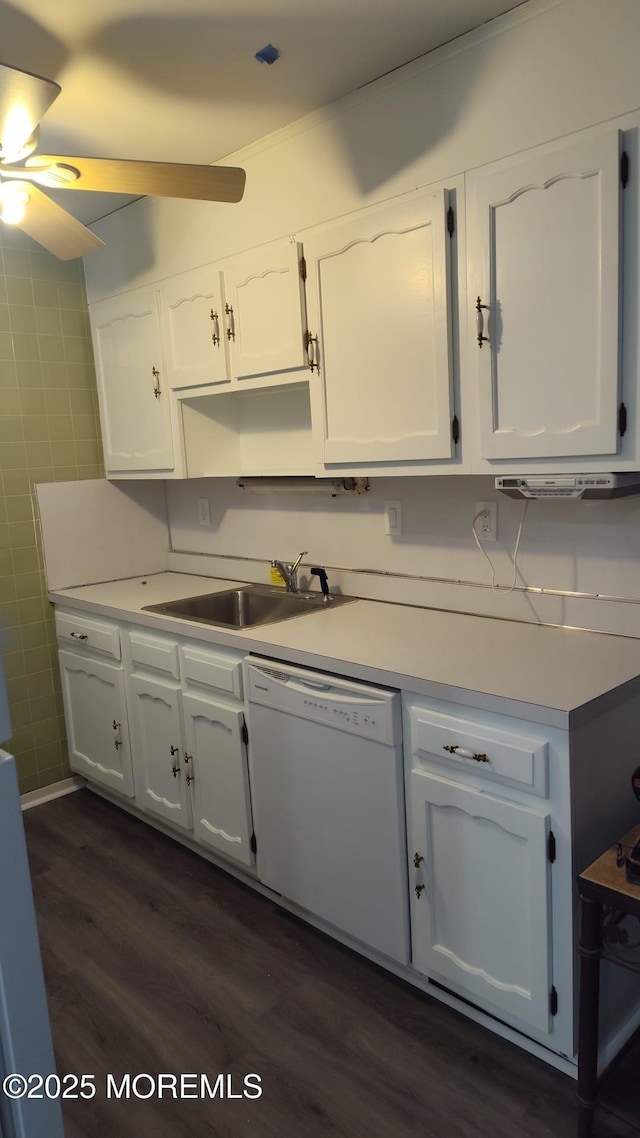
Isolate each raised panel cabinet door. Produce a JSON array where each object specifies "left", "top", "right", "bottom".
[
  {"left": 59, "top": 649, "right": 134, "bottom": 797},
  {"left": 305, "top": 188, "right": 454, "bottom": 464},
  {"left": 127, "top": 674, "right": 192, "bottom": 829},
  {"left": 182, "top": 692, "right": 254, "bottom": 866},
  {"left": 90, "top": 289, "right": 175, "bottom": 473},
  {"left": 467, "top": 131, "right": 622, "bottom": 460},
  {"left": 160, "top": 265, "right": 229, "bottom": 390},
  {"left": 224, "top": 239, "right": 308, "bottom": 381},
  {"left": 410, "top": 770, "right": 552, "bottom": 1035}
]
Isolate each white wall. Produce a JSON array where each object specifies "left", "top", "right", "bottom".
[
  {"left": 166, "top": 476, "right": 640, "bottom": 637},
  {"left": 85, "top": 0, "right": 640, "bottom": 638},
  {"left": 84, "top": 0, "right": 640, "bottom": 301}
]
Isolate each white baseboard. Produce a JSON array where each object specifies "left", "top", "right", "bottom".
[{"left": 21, "top": 776, "right": 83, "bottom": 811}]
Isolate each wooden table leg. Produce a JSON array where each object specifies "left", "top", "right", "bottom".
[{"left": 577, "top": 893, "right": 604, "bottom": 1138}]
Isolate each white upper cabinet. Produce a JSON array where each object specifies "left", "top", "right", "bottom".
[
  {"left": 467, "top": 131, "right": 623, "bottom": 462},
  {"left": 160, "top": 265, "right": 228, "bottom": 390},
  {"left": 224, "top": 240, "right": 308, "bottom": 382},
  {"left": 90, "top": 288, "right": 176, "bottom": 475},
  {"left": 304, "top": 188, "right": 455, "bottom": 465},
  {"left": 160, "top": 239, "right": 308, "bottom": 392}
]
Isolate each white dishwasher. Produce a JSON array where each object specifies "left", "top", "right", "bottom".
[{"left": 245, "top": 656, "right": 410, "bottom": 964}]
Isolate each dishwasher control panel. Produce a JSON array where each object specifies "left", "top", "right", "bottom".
[{"left": 246, "top": 658, "right": 401, "bottom": 746}]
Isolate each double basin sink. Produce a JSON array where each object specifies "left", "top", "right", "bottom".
[{"left": 143, "top": 583, "right": 355, "bottom": 630}]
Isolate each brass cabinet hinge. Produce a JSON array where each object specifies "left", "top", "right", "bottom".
[
  {"left": 250, "top": 831, "right": 257, "bottom": 855},
  {"left": 447, "top": 206, "right": 455, "bottom": 237},
  {"left": 550, "top": 986, "right": 558, "bottom": 1016},
  {"left": 241, "top": 719, "right": 249, "bottom": 747},
  {"left": 547, "top": 830, "right": 556, "bottom": 863},
  {"left": 619, "top": 402, "right": 627, "bottom": 437},
  {"left": 452, "top": 415, "right": 460, "bottom": 445},
  {"left": 299, "top": 256, "right": 307, "bottom": 282},
  {"left": 621, "top": 150, "right": 630, "bottom": 188}
]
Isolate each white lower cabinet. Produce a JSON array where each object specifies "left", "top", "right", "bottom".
[
  {"left": 410, "top": 770, "right": 552, "bottom": 1034},
  {"left": 59, "top": 648, "right": 134, "bottom": 798},
  {"left": 403, "top": 693, "right": 569, "bottom": 1050},
  {"left": 124, "top": 630, "right": 254, "bottom": 867},
  {"left": 182, "top": 692, "right": 252, "bottom": 862},
  {"left": 127, "top": 674, "right": 192, "bottom": 830},
  {"left": 56, "top": 610, "right": 134, "bottom": 798}
]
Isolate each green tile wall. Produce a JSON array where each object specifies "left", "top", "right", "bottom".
[{"left": 0, "top": 224, "right": 104, "bottom": 795}]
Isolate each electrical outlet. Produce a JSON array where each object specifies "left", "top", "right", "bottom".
[
  {"left": 474, "top": 501, "right": 497, "bottom": 541},
  {"left": 384, "top": 500, "right": 402, "bottom": 536},
  {"left": 198, "top": 497, "right": 211, "bottom": 526}
]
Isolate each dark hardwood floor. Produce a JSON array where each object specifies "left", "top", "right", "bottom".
[{"left": 22, "top": 790, "right": 640, "bottom": 1138}]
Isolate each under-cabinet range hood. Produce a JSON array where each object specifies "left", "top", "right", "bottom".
[{"left": 495, "top": 474, "right": 640, "bottom": 499}]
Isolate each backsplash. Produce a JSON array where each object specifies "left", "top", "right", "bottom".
[
  {"left": 0, "top": 225, "right": 103, "bottom": 795},
  {"left": 166, "top": 475, "right": 640, "bottom": 638}
]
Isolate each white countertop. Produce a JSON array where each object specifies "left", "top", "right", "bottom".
[{"left": 49, "top": 571, "right": 640, "bottom": 729}]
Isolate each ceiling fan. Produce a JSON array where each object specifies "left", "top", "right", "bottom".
[{"left": 0, "top": 60, "right": 246, "bottom": 260}]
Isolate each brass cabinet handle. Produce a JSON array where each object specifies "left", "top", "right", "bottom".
[
  {"left": 210, "top": 309, "right": 220, "bottom": 346},
  {"left": 476, "top": 296, "right": 490, "bottom": 348},
  {"left": 225, "top": 303, "right": 235, "bottom": 341},
  {"left": 152, "top": 365, "right": 161, "bottom": 398},
  {"left": 70, "top": 631, "right": 88, "bottom": 640},
  {"left": 305, "top": 330, "right": 319, "bottom": 372}
]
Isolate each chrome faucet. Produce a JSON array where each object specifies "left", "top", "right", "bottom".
[{"left": 271, "top": 550, "right": 307, "bottom": 593}]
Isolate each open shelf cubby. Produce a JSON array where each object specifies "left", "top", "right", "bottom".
[{"left": 179, "top": 381, "right": 316, "bottom": 477}]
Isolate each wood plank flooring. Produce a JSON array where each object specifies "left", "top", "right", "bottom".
[{"left": 22, "top": 790, "right": 640, "bottom": 1138}]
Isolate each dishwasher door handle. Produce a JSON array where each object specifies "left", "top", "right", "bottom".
[{"left": 299, "top": 680, "right": 332, "bottom": 691}]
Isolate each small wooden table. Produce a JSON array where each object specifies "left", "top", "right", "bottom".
[{"left": 577, "top": 822, "right": 640, "bottom": 1137}]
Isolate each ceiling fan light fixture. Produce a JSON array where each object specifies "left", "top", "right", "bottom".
[{"left": 0, "top": 181, "right": 29, "bottom": 224}]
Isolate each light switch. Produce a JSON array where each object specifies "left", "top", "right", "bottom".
[
  {"left": 198, "top": 497, "right": 211, "bottom": 526},
  {"left": 384, "top": 500, "right": 402, "bottom": 536}
]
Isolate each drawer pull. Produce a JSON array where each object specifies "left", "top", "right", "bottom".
[
  {"left": 443, "top": 744, "right": 489, "bottom": 763},
  {"left": 70, "top": 631, "right": 88, "bottom": 640}
]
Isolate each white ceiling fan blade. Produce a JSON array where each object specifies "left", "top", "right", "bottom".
[
  {"left": 29, "top": 155, "right": 246, "bottom": 203},
  {"left": 0, "top": 62, "right": 60, "bottom": 161},
  {"left": 9, "top": 182, "right": 104, "bottom": 260}
]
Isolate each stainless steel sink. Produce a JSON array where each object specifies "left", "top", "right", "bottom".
[{"left": 143, "top": 584, "right": 355, "bottom": 629}]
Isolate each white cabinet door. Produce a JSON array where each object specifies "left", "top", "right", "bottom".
[
  {"left": 305, "top": 189, "right": 454, "bottom": 464},
  {"left": 467, "top": 132, "right": 622, "bottom": 460},
  {"left": 90, "top": 289, "right": 175, "bottom": 473},
  {"left": 127, "top": 674, "right": 192, "bottom": 830},
  {"left": 182, "top": 692, "right": 254, "bottom": 866},
  {"left": 59, "top": 649, "right": 134, "bottom": 797},
  {"left": 160, "top": 265, "right": 229, "bottom": 390},
  {"left": 410, "top": 770, "right": 552, "bottom": 1035},
  {"left": 224, "top": 240, "right": 308, "bottom": 382}
]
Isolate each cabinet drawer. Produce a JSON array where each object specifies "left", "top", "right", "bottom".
[
  {"left": 128, "top": 631, "right": 180, "bottom": 678},
  {"left": 55, "top": 611, "right": 121, "bottom": 660},
  {"left": 406, "top": 701, "right": 548, "bottom": 797},
  {"left": 180, "top": 644, "right": 243, "bottom": 699}
]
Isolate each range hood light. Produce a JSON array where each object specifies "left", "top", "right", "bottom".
[{"left": 495, "top": 474, "right": 640, "bottom": 499}]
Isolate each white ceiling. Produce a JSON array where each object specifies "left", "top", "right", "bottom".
[{"left": 2, "top": 0, "right": 525, "bottom": 224}]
